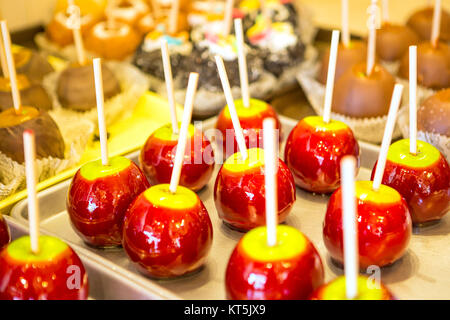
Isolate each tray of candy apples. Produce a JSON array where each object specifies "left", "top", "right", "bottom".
[{"left": 6, "top": 20, "right": 450, "bottom": 300}]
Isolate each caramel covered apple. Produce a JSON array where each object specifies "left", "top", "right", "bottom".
[
  {"left": 407, "top": 6, "right": 450, "bottom": 42},
  {"left": 376, "top": 23, "right": 419, "bottom": 62},
  {"left": 417, "top": 88, "right": 450, "bottom": 136}
]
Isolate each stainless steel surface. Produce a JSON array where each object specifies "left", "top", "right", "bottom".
[
  {"left": 3, "top": 215, "right": 178, "bottom": 300},
  {"left": 10, "top": 116, "right": 450, "bottom": 300}
]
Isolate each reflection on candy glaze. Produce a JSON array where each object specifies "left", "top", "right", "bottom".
[
  {"left": 142, "top": 30, "right": 192, "bottom": 54},
  {"left": 247, "top": 17, "right": 297, "bottom": 52}
]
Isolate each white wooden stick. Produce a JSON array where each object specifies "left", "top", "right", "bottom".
[
  {"left": 24, "top": 130, "right": 40, "bottom": 255},
  {"left": 263, "top": 118, "right": 278, "bottom": 247},
  {"left": 67, "top": 3, "right": 86, "bottom": 65},
  {"left": 223, "top": 0, "right": 234, "bottom": 36},
  {"left": 323, "top": 30, "right": 340, "bottom": 124},
  {"left": 372, "top": 84, "right": 403, "bottom": 191},
  {"left": 341, "top": 155, "right": 358, "bottom": 300},
  {"left": 215, "top": 55, "right": 248, "bottom": 160},
  {"left": 169, "top": 72, "right": 199, "bottom": 194},
  {"left": 235, "top": 19, "right": 250, "bottom": 108},
  {"left": 168, "top": 0, "right": 180, "bottom": 35},
  {"left": 341, "top": 0, "right": 350, "bottom": 47},
  {"left": 0, "top": 31, "right": 9, "bottom": 78},
  {"left": 409, "top": 46, "right": 417, "bottom": 155},
  {"left": 1, "top": 21, "right": 21, "bottom": 114},
  {"left": 366, "top": 13, "right": 377, "bottom": 76},
  {"left": 161, "top": 39, "right": 178, "bottom": 134},
  {"left": 431, "top": 0, "right": 441, "bottom": 47},
  {"left": 381, "top": 0, "right": 389, "bottom": 24},
  {"left": 93, "top": 58, "right": 109, "bottom": 166}
]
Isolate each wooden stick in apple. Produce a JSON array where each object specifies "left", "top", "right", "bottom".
[
  {"left": 93, "top": 58, "right": 109, "bottom": 166},
  {"left": 161, "top": 39, "right": 178, "bottom": 134},
  {"left": 223, "top": 0, "right": 234, "bottom": 36},
  {"left": 235, "top": 18, "right": 250, "bottom": 108},
  {"left": 372, "top": 83, "right": 404, "bottom": 191},
  {"left": 215, "top": 55, "right": 248, "bottom": 160},
  {"left": 409, "top": 45, "right": 417, "bottom": 155},
  {"left": 67, "top": 1, "right": 86, "bottom": 66},
  {"left": 0, "top": 31, "right": 9, "bottom": 78},
  {"left": 168, "top": 0, "right": 180, "bottom": 35},
  {"left": 1, "top": 20, "right": 21, "bottom": 115},
  {"left": 366, "top": 0, "right": 377, "bottom": 76},
  {"left": 341, "top": 0, "right": 350, "bottom": 47},
  {"left": 431, "top": 0, "right": 441, "bottom": 48},
  {"left": 23, "top": 130, "right": 40, "bottom": 254},
  {"left": 169, "top": 72, "right": 199, "bottom": 194},
  {"left": 323, "top": 30, "right": 340, "bottom": 124},
  {"left": 263, "top": 118, "right": 278, "bottom": 247},
  {"left": 340, "top": 155, "right": 358, "bottom": 300}
]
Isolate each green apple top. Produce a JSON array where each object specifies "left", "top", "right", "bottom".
[
  {"left": 80, "top": 156, "right": 132, "bottom": 180},
  {"left": 387, "top": 139, "right": 441, "bottom": 168},
  {"left": 223, "top": 147, "right": 265, "bottom": 173},
  {"left": 224, "top": 98, "right": 269, "bottom": 119},
  {"left": 240, "top": 225, "right": 308, "bottom": 262},
  {"left": 318, "top": 276, "right": 392, "bottom": 300},
  {"left": 152, "top": 123, "right": 196, "bottom": 142},
  {"left": 144, "top": 184, "right": 199, "bottom": 210},
  {"left": 303, "top": 116, "right": 350, "bottom": 132},
  {"left": 6, "top": 235, "right": 69, "bottom": 263},
  {"left": 356, "top": 181, "right": 402, "bottom": 204}
]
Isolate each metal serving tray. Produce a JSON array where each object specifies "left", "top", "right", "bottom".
[
  {"left": 10, "top": 116, "right": 450, "bottom": 300},
  {"left": 3, "top": 216, "right": 177, "bottom": 300}
]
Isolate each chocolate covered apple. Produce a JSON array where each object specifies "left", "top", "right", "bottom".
[
  {"left": 0, "top": 74, "right": 53, "bottom": 112},
  {"left": 140, "top": 123, "right": 214, "bottom": 192},
  {"left": 318, "top": 41, "right": 367, "bottom": 84},
  {"left": 331, "top": 62, "right": 396, "bottom": 118},
  {"left": 57, "top": 61, "right": 121, "bottom": 111},
  {"left": 284, "top": 116, "right": 360, "bottom": 193},
  {"left": 376, "top": 23, "right": 419, "bottom": 62},
  {"left": 417, "top": 88, "right": 450, "bottom": 136},
  {"left": 122, "top": 184, "right": 213, "bottom": 278},
  {"left": 67, "top": 156, "right": 149, "bottom": 247},
  {"left": 407, "top": 6, "right": 450, "bottom": 42},
  {"left": 215, "top": 98, "right": 281, "bottom": 159},
  {"left": 309, "top": 275, "right": 394, "bottom": 300},
  {"left": 0, "top": 214, "right": 10, "bottom": 250},
  {"left": 214, "top": 148, "right": 295, "bottom": 231},
  {"left": 225, "top": 225, "right": 324, "bottom": 300},
  {"left": 0, "top": 106, "right": 65, "bottom": 163},
  {"left": 323, "top": 180, "right": 412, "bottom": 268},
  {"left": 371, "top": 139, "right": 450, "bottom": 225},
  {"left": 0, "top": 235, "right": 89, "bottom": 300}
]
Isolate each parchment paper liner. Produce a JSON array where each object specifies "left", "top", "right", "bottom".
[{"left": 43, "top": 61, "right": 150, "bottom": 129}]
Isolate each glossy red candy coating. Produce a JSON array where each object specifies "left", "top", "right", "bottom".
[
  {"left": 0, "top": 215, "right": 10, "bottom": 250},
  {"left": 67, "top": 162, "right": 149, "bottom": 247},
  {"left": 323, "top": 187, "right": 412, "bottom": 268},
  {"left": 214, "top": 159, "right": 296, "bottom": 231},
  {"left": 215, "top": 103, "right": 281, "bottom": 159},
  {"left": 225, "top": 237, "right": 324, "bottom": 300},
  {"left": 140, "top": 129, "right": 214, "bottom": 192},
  {"left": 284, "top": 118, "right": 360, "bottom": 193},
  {"left": 371, "top": 157, "right": 450, "bottom": 224},
  {"left": 0, "top": 246, "right": 88, "bottom": 300},
  {"left": 122, "top": 192, "right": 213, "bottom": 278}
]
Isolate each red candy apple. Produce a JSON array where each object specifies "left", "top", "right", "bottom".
[
  {"left": 215, "top": 98, "right": 281, "bottom": 159},
  {"left": 226, "top": 225, "right": 324, "bottom": 300},
  {"left": 371, "top": 139, "right": 450, "bottom": 225},
  {"left": 309, "top": 275, "right": 394, "bottom": 300},
  {"left": 140, "top": 123, "right": 215, "bottom": 192},
  {"left": 0, "top": 235, "right": 89, "bottom": 300},
  {"left": 67, "top": 156, "right": 149, "bottom": 247},
  {"left": 323, "top": 181, "right": 412, "bottom": 269},
  {"left": 214, "top": 148, "right": 296, "bottom": 231},
  {"left": 122, "top": 184, "right": 213, "bottom": 278},
  {"left": 0, "top": 214, "right": 10, "bottom": 250},
  {"left": 284, "top": 116, "right": 360, "bottom": 193}
]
